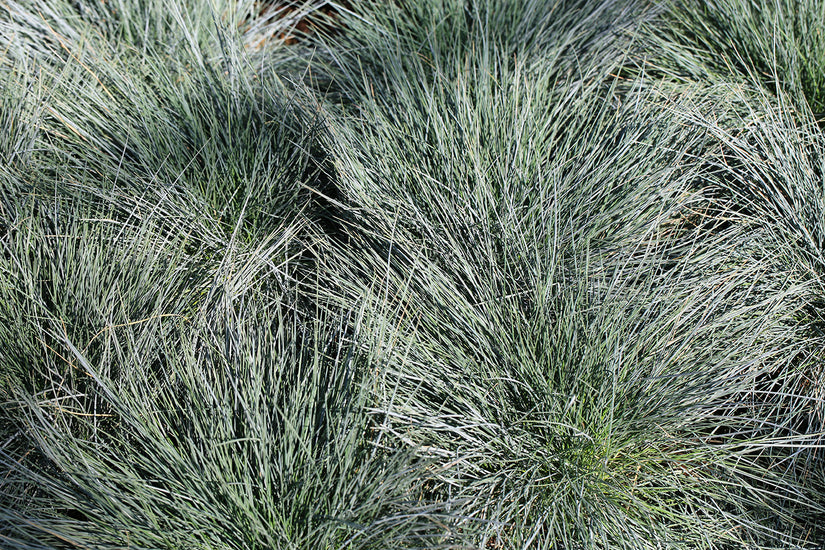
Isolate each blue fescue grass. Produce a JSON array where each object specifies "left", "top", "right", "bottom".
[
  {"left": 311, "top": 1, "right": 825, "bottom": 547},
  {"left": 0, "top": 2, "right": 455, "bottom": 548},
  {"left": 641, "top": 0, "right": 825, "bottom": 114},
  {"left": 1, "top": 0, "right": 824, "bottom": 549},
  {"left": 1, "top": 222, "right": 450, "bottom": 548}
]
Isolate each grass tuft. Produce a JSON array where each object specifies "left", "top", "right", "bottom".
[{"left": 1, "top": 0, "right": 824, "bottom": 548}]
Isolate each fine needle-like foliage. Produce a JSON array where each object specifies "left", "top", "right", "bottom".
[
  {"left": 642, "top": 0, "right": 825, "bottom": 115},
  {"left": 309, "top": 0, "right": 825, "bottom": 547},
  {"left": 1, "top": 0, "right": 824, "bottom": 549},
  {"left": 0, "top": 1, "right": 451, "bottom": 548}
]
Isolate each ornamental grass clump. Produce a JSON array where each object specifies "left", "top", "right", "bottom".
[
  {"left": 0, "top": 216, "right": 447, "bottom": 548},
  {"left": 640, "top": 0, "right": 825, "bottom": 497},
  {"left": 3, "top": 6, "right": 324, "bottom": 242},
  {"left": 0, "top": 1, "right": 453, "bottom": 548},
  {"left": 0, "top": 0, "right": 324, "bottom": 385},
  {"left": 667, "top": 81, "right": 825, "bottom": 510},
  {"left": 312, "top": 1, "right": 825, "bottom": 547}
]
